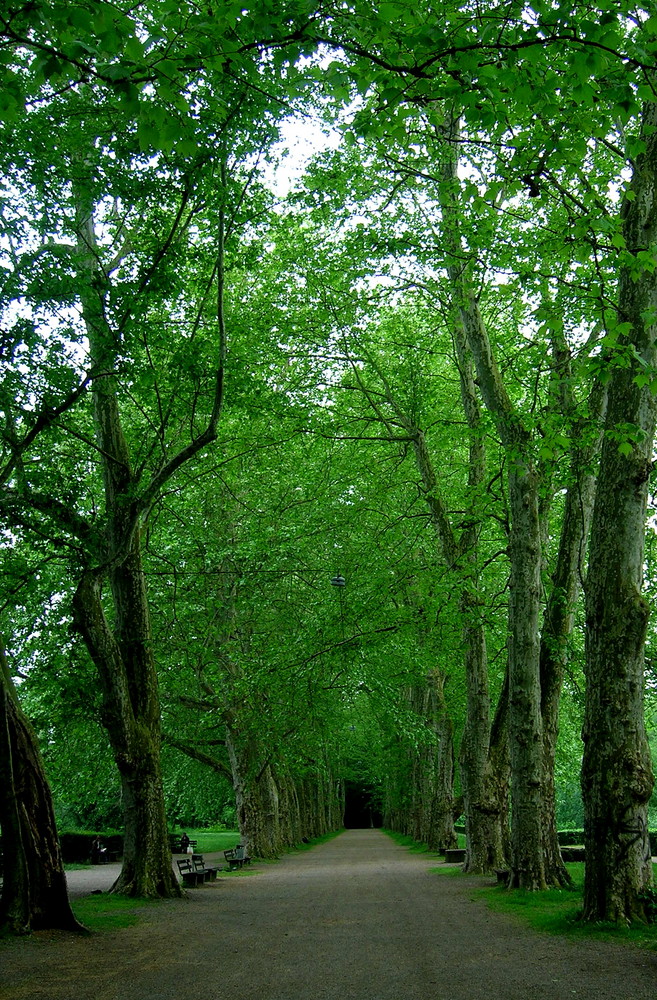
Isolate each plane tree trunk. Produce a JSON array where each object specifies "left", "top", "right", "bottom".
[
  {"left": 539, "top": 375, "right": 604, "bottom": 888},
  {"left": 581, "top": 100, "right": 657, "bottom": 924},
  {"left": 68, "top": 170, "right": 218, "bottom": 899},
  {"left": 0, "top": 642, "right": 84, "bottom": 934}
]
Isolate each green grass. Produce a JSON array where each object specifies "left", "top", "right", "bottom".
[
  {"left": 288, "top": 829, "right": 345, "bottom": 852},
  {"left": 176, "top": 828, "right": 240, "bottom": 853},
  {"left": 382, "top": 828, "right": 466, "bottom": 852},
  {"left": 71, "top": 895, "right": 157, "bottom": 932},
  {"left": 381, "top": 829, "right": 443, "bottom": 855},
  {"left": 434, "top": 861, "right": 657, "bottom": 951}
]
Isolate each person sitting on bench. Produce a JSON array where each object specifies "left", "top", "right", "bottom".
[
  {"left": 91, "top": 836, "right": 108, "bottom": 864},
  {"left": 180, "top": 832, "right": 190, "bottom": 853}
]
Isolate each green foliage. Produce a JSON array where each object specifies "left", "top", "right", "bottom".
[{"left": 1, "top": 0, "right": 656, "bottom": 904}]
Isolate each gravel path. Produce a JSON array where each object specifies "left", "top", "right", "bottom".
[{"left": 1, "top": 829, "right": 655, "bottom": 1000}]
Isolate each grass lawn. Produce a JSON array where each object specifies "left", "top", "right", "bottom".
[
  {"left": 173, "top": 828, "right": 240, "bottom": 853},
  {"left": 71, "top": 895, "right": 158, "bottom": 932},
  {"left": 433, "top": 860, "right": 657, "bottom": 951}
]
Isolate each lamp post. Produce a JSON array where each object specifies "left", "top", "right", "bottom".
[{"left": 330, "top": 573, "right": 346, "bottom": 641}]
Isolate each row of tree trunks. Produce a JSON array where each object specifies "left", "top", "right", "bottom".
[
  {"left": 226, "top": 726, "right": 343, "bottom": 857},
  {"left": 382, "top": 674, "right": 457, "bottom": 852},
  {"left": 440, "top": 114, "right": 597, "bottom": 889},
  {"left": 539, "top": 375, "right": 604, "bottom": 889},
  {"left": 337, "top": 275, "right": 507, "bottom": 872}
]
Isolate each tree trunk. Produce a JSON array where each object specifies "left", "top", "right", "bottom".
[
  {"left": 71, "top": 177, "right": 181, "bottom": 898},
  {"left": 439, "top": 117, "right": 544, "bottom": 887},
  {"left": 460, "top": 596, "right": 508, "bottom": 873},
  {"left": 0, "top": 645, "right": 84, "bottom": 934},
  {"left": 73, "top": 571, "right": 181, "bottom": 898},
  {"left": 451, "top": 315, "right": 507, "bottom": 873},
  {"left": 539, "top": 381, "right": 603, "bottom": 888},
  {"left": 581, "top": 102, "right": 657, "bottom": 924},
  {"left": 426, "top": 670, "right": 458, "bottom": 852},
  {"left": 226, "top": 727, "right": 282, "bottom": 858},
  {"left": 505, "top": 464, "right": 545, "bottom": 889},
  {"left": 459, "top": 290, "right": 545, "bottom": 888}
]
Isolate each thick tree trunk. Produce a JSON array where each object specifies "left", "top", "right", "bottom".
[
  {"left": 459, "top": 283, "right": 545, "bottom": 888},
  {"left": 71, "top": 178, "right": 181, "bottom": 899},
  {"left": 0, "top": 647, "right": 84, "bottom": 934},
  {"left": 73, "top": 571, "right": 181, "bottom": 898},
  {"left": 226, "top": 727, "right": 283, "bottom": 858},
  {"left": 452, "top": 317, "right": 506, "bottom": 873},
  {"left": 460, "top": 599, "right": 507, "bottom": 873},
  {"left": 539, "top": 384, "right": 603, "bottom": 888},
  {"left": 439, "top": 119, "right": 544, "bottom": 887},
  {"left": 582, "top": 103, "right": 657, "bottom": 925},
  {"left": 505, "top": 465, "right": 545, "bottom": 889}
]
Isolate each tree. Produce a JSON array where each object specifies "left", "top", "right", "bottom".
[
  {"left": 0, "top": 22, "right": 289, "bottom": 894},
  {"left": 581, "top": 97, "right": 657, "bottom": 924},
  {"left": 0, "top": 639, "right": 83, "bottom": 935}
]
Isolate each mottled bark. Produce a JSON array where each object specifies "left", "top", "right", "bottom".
[
  {"left": 460, "top": 594, "right": 508, "bottom": 873},
  {"left": 71, "top": 180, "right": 181, "bottom": 898},
  {"left": 0, "top": 646, "right": 84, "bottom": 934},
  {"left": 456, "top": 288, "right": 545, "bottom": 888},
  {"left": 438, "top": 119, "right": 543, "bottom": 886},
  {"left": 226, "top": 727, "right": 283, "bottom": 858},
  {"left": 453, "top": 320, "right": 507, "bottom": 874},
  {"left": 582, "top": 102, "right": 657, "bottom": 924},
  {"left": 505, "top": 464, "right": 545, "bottom": 889},
  {"left": 539, "top": 382, "right": 603, "bottom": 887},
  {"left": 73, "top": 571, "right": 181, "bottom": 898}
]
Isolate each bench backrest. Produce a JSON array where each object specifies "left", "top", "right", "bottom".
[
  {"left": 235, "top": 845, "right": 246, "bottom": 861},
  {"left": 177, "top": 859, "right": 194, "bottom": 875},
  {"left": 193, "top": 857, "right": 206, "bottom": 873}
]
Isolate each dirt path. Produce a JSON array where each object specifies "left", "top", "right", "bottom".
[{"left": 1, "top": 830, "right": 655, "bottom": 1000}]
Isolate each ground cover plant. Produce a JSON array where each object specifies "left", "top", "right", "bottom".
[
  {"left": 432, "top": 862, "right": 657, "bottom": 951},
  {"left": 69, "top": 896, "right": 158, "bottom": 934}
]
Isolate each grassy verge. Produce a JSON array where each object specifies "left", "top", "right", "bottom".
[
  {"left": 433, "top": 861, "right": 657, "bottom": 951},
  {"left": 382, "top": 828, "right": 466, "bottom": 852},
  {"left": 70, "top": 895, "right": 158, "bottom": 932},
  {"left": 381, "top": 829, "right": 443, "bottom": 855},
  {"left": 288, "top": 829, "right": 345, "bottom": 852}
]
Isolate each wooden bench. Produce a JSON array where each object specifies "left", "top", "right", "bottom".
[
  {"left": 192, "top": 854, "right": 218, "bottom": 881},
  {"left": 177, "top": 858, "right": 205, "bottom": 887},
  {"left": 171, "top": 837, "right": 198, "bottom": 854},
  {"left": 224, "top": 845, "right": 251, "bottom": 870},
  {"left": 561, "top": 846, "right": 586, "bottom": 862},
  {"left": 444, "top": 848, "right": 467, "bottom": 863}
]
